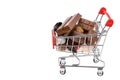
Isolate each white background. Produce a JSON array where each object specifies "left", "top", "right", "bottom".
[{"left": 0, "top": 0, "right": 120, "bottom": 80}]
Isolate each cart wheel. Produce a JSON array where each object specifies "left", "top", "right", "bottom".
[
  {"left": 97, "top": 70, "right": 104, "bottom": 76},
  {"left": 93, "top": 57, "right": 99, "bottom": 63},
  {"left": 54, "top": 22, "right": 62, "bottom": 31},
  {"left": 59, "top": 58, "right": 66, "bottom": 66},
  {"left": 60, "top": 68, "right": 66, "bottom": 75}
]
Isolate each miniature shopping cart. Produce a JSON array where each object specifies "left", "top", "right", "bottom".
[{"left": 52, "top": 7, "right": 114, "bottom": 76}]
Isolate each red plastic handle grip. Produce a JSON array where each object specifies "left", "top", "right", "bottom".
[
  {"left": 99, "top": 7, "right": 114, "bottom": 27},
  {"left": 52, "top": 30, "right": 55, "bottom": 49}
]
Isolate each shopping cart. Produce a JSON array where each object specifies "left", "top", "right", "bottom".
[{"left": 52, "top": 7, "right": 114, "bottom": 76}]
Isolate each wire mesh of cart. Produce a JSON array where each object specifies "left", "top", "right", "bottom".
[{"left": 52, "top": 7, "right": 114, "bottom": 76}]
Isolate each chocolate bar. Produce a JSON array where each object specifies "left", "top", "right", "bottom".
[
  {"left": 67, "top": 39, "right": 78, "bottom": 53},
  {"left": 69, "top": 25, "right": 84, "bottom": 44},
  {"left": 80, "top": 18, "right": 90, "bottom": 25},
  {"left": 80, "top": 18, "right": 97, "bottom": 27},
  {"left": 89, "top": 22, "right": 97, "bottom": 27},
  {"left": 56, "top": 13, "right": 81, "bottom": 36},
  {"left": 54, "top": 13, "right": 99, "bottom": 53},
  {"left": 56, "top": 16, "right": 72, "bottom": 36},
  {"left": 79, "top": 23, "right": 94, "bottom": 31},
  {"left": 87, "top": 29, "right": 98, "bottom": 45},
  {"left": 71, "top": 31, "right": 84, "bottom": 44},
  {"left": 78, "top": 18, "right": 97, "bottom": 31}
]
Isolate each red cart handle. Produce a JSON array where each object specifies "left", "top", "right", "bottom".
[{"left": 98, "top": 7, "right": 114, "bottom": 27}]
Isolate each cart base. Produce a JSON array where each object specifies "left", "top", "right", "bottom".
[{"left": 59, "top": 54, "right": 105, "bottom": 76}]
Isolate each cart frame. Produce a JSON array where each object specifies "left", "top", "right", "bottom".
[{"left": 52, "top": 7, "right": 114, "bottom": 76}]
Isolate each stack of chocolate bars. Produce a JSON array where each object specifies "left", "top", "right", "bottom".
[{"left": 55, "top": 13, "right": 98, "bottom": 52}]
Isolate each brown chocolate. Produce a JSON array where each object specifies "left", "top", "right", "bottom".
[
  {"left": 69, "top": 31, "right": 84, "bottom": 45},
  {"left": 72, "top": 31, "right": 83, "bottom": 35},
  {"left": 74, "top": 37, "right": 84, "bottom": 45},
  {"left": 56, "top": 13, "right": 81, "bottom": 36},
  {"left": 87, "top": 29, "right": 98, "bottom": 45},
  {"left": 78, "top": 18, "right": 97, "bottom": 32},
  {"left": 79, "top": 23, "right": 94, "bottom": 31},
  {"left": 67, "top": 39, "right": 78, "bottom": 53},
  {"left": 55, "top": 13, "right": 98, "bottom": 50},
  {"left": 56, "top": 16, "right": 72, "bottom": 35},
  {"left": 89, "top": 22, "right": 97, "bottom": 27},
  {"left": 80, "top": 18, "right": 97, "bottom": 27},
  {"left": 80, "top": 18, "right": 90, "bottom": 25}
]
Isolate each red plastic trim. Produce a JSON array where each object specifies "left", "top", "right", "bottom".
[
  {"left": 105, "top": 19, "right": 114, "bottom": 27},
  {"left": 52, "top": 30, "right": 54, "bottom": 49},
  {"left": 74, "top": 46, "right": 78, "bottom": 50},
  {"left": 99, "top": 7, "right": 114, "bottom": 27},
  {"left": 99, "top": 7, "right": 106, "bottom": 15}
]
